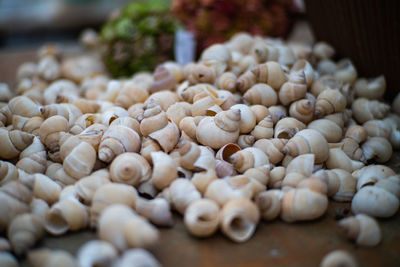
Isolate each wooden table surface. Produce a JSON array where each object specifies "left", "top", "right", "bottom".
[{"left": 1, "top": 39, "right": 400, "bottom": 267}]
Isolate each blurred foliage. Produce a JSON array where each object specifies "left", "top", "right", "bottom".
[{"left": 101, "top": 0, "right": 178, "bottom": 77}]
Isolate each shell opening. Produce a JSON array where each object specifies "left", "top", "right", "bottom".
[
  {"left": 226, "top": 215, "right": 255, "bottom": 242},
  {"left": 45, "top": 210, "right": 69, "bottom": 235}
]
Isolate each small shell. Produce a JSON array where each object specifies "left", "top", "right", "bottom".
[
  {"left": 243, "top": 84, "right": 277, "bottom": 107},
  {"left": 351, "top": 98, "right": 390, "bottom": 124},
  {"left": 45, "top": 197, "right": 89, "bottom": 235},
  {"left": 115, "top": 81, "right": 149, "bottom": 109},
  {"left": 326, "top": 148, "right": 364, "bottom": 173},
  {"left": 162, "top": 179, "right": 201, "bottom": 214},
  {"left": 274, "top": 117, "right": 306, "bottom": 139},
  {"left": 339, "top": 214, "right": 381, "bottom": 247},
  {"left": 74, "top": 169, "right": 110, "bottom": 205},
  {"left": 16, "top": 137, "right": 46, "bottom": 174},
  {"left": 62, "top": 141, "right": 96, "bottom": 179},
  {"left": 166, "top": 102, "right": 191, "bottom": 127},
  {"left": 353, "top": 165, "right": 396, "bottom": 190},
  {"left": 8, "top": 95, "right": 41, "bottom": 117},
  {"left": 361, "top": 137, "right": 392, "bottom": 163},
  {"left": 281, "top": 179, "right": 328, "bottom": 222},
  {"left": 28, "top": 249, "right": 76, "bottom": 267},
  {"left": 12, "top": 115, "right": 43, "bottom": 135},
  {"left": 268, "top": 166, "right": 286, "bottom": 189},
  {"left": 151, "top": 151, "right": 177, "bottom": 190},
  {"left": 312, "top": 169, "right": 356, "bottom": 202},
  {"left": 220, "top": 198, "right": 260, "bottom": 243},
  {"left": 243, "top": 165, "right": 271, "bottom": 185},
  {"left": 196, "top": 109, "right": 240, "bottom": 149},
  {"left": 149, "top": 66, "right": 177, "bottom": 94},
  {"left": 0, "top": 160, "right": 19, "bottom": 186},
  {"left": 0, "top": 129, "right": 35, "bottom": 160},
  {"left": 354, "top": 75, "right": 386, "bottom": 99},
  {"left": 315, "top": 89, "right": 347, "bottom": 118},
  {"left": 278, "top": 70, "right": 307, "bottom": 106},
  {"left": 250, "top": 115, "right": 274, "bottom": 140},
  {"left": 40, "top": 103, "right": 82, "bottom": 127},
  {"left": 191, "top": 169, "right": 218, "bottom": 195},
  {"left": 236, "top": 70, "right": 257, "bottom": 93},
  {"left": 255, "top": 189, "right": 284, "bottom": 221},
  {"left": 286, "top": 154, "right": 315, "bottom": 177},
  {"left": 252, "top": 61, "right": 287, "bottom": 90},
  {"left": 313, "top": 42, "right": 335, "bottom": 60},
  {"left": 186, "top": 63, "right": 216, "bottom": 84},
  {"left": 254, "top": 138, "right": 287, "bottom": 165},
  {"left": 140, "top": 137, "right": 161, "bottom": 164},
  {"left": 351, "top": 186, "right": 399, "bottom": 218},
  {"left": 308, "top": 119, "right": 343, "bottom": 143},
  {"left": 334, "top": 59, "right": 357, "bottom": 84},
  {"left": 45, "top": 79, "right": 79, "bottom": 105},
  {"left": 289, "top": 99, "right": 315, "bottom": 124},
  {"left": 230, "top": 147, "right": 269, "bottom": 173},
  {"left": 283, "top": 129, "right": 329, "bottom": 164},
  {"left": 291, "top": 59, "right": 314, "bottom": 87},
  {"left": 362, "top": 120, "right": 391, "bottom": 139},
  {"left": 184, "top": 199, "right": 220, "bottom": 238},
  {"left": 90, "top": 183, "right": 138, "bottom": 227},
  {"left": 33, "top": 174, "right": 61, "bottom": 205},
  {"left": 135, "top": 198, "right": 173, "bottom": 227},
  {"left": 217, "top": 72, "right": 237, "bottom": 92},
  {"left": 320, "top": 250, "right": 357, "bottom": 267},
  {"left": 269, "top": 105, "right": 287, "bottom": 124},
  {"left": 345, "top": 125, "right": 368, "bottom": 144},
  {"left": 113, "top": 249, "right": 161, "bottom": 267},
  {"left": 98, "top": 125, "right": 141, "bottom": 163},
  {"left": 250, "top": 105, "right": 270, "bottom": 123},
  {"left": 77, "top": 240, "right": 118, "bottom": 267},
  {"left": 237, "top": 135, "right": 255, "bottom": 148},
  {"left": 8, "top": 213, "right": 44, "bottom": 255},
  {"left": 230, "top": 104, "right": 257, "bottom": 134},
  {"left": 98, "top": 204, "right": 159, "bottom": 251},
  {"left": 110, "top": 153, "right": 151, "bottom": 187}
]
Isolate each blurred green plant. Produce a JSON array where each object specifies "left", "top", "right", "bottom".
[{"left": 101, "top": 0, "right": 178, "bottom": 77}]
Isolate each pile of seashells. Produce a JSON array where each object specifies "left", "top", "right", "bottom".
[{"left": 0, "top": 31, "right": 400, "bottom": 267}]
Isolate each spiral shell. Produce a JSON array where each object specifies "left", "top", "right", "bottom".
[
  {"left": 98, "top": 204, "right": 159, "bottom": 251},
  {"left": 150, "top": 151, "right": 177, "bottom": 190},
  {"left": 148, "top": 66, "right": 176, "bottom": 93},
  {"left": 220, "top": 198, "right": 260, "bottom": 243},
  {"left": 217, "top": 72, "right": 237, "bottom": 92},
  {"left": 45, "top": 197, "right": 89, "bottom": 235},
  {"left": 115, "top": 81, "right": 149, "bottom": 109},
  {"left": 12, "top": 115, "right": 43, "bottom": 135},
  {"left": 312, "top": 169, "right": 356, "bottom": 202},
  {"left": 0, "top": 129, "right": 35, "bottom": 160},
  {"left": 334, "top": 59, "right": 357, "bottom": 84},
  {"left": 77, "top": 240, "right": 118, "bottom": 267},
  {"left": 253, "top": 138, "right": 287, "bottom": 165},
  {"left": 16, "top": 137, "right": 46, "bottom": 174},
  {"left": 196, "top": 109, "right": 240, "bottom": 149},
  {"left": 352, "top": 98, "right": 390, "bottom": 124},
  {"left": 110, "top": 153, "right": 151, "bottom": 187},
  {"left": 339, "top": 214, "right": 381, "bottom": 246},
  {"left": 135, "top": 197, "right": 173, "bottom": 227},
  {"left": 162, "top": 179, "right": 201, "bottom": 214},
  {"left": 8, "top": 213, "right": 44, "bottom": 255},
  {"left": 98, "top": 125, "right": 141, "bottom": 163},
  {"left": 314, "top": 89, "right": 347, "bottom": 118},
  {"left": 308, "top": 119, "right": 343, "bottom": 143},
  {"left": 44, "top": 79, "right": 79, "bottom": 105},
  {"left": 283, "top": 129, "right": 329, "bottom": 164},
  {"left": 252, "top": 61, "right": 287, "bottom": 90},
  {"left": 255, "top": 189, "right": 284, "bottom": 221},
  {"left": 230, "top": 147, "right": 269, "bottom": 173},
  {"left": 289, "top": 99, "right": 315, "bottom": 124},
  {"left": 354, "top": 75, "right": 386, "bottom": 99},
  {"left": 28, "top": 249, "right": 76, "bottom": 267},
  {"left": 279, "top": 70, "right": 307, "bottom": 106},
  {"left": 8, "top": 96, "right": 41, "bottom": 117},
  {"left": 361, "top": 137, "right": 392, "bottom": 163},
  {"left": 40, "top": 103, "right": 82, "bottom": 126},
  {"left": 236, "top": 70, "right": 257, "bottom": 93},
  {"left": 243, "top": 83, "right": 277, "bottom": 107},
  {"left": 274, "top": 117, "right": 305, "bottom": 139},
  {"left": 320, "top": 250, "right": 357, "bottom": 267},
  {"left": 0, "top": 160, "right": 19, "bottom": 186},
  {"left": 90, "top": 183, "right": 138, "bottom": 227}
]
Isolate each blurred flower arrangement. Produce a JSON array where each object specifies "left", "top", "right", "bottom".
[
  {"left": 172, "top": 0, "right": 298, "bottom": 52},
  {"left": 100, "top": 0, "right": 298, "bottom": 77},
  {"left": 100, "top": 0, "right": 178, "bottom": 77}
]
